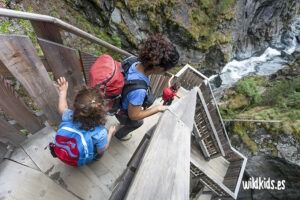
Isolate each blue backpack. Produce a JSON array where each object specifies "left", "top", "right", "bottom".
[{"left": 50, "top": 122, "right": 98, "bottom": 167}]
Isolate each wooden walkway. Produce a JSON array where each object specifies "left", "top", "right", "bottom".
[{"left": 0, "top": 104, "right": 162, "bottom": 200}]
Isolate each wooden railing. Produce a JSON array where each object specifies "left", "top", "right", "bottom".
[
  {"left": 175, "top": 64, "right": 247, "bottom": 199},
  {"left": 0, "top": 8, "right": 131, "bottom": 56},
  {"left": 0, "top": 8, "right": 170, "bottom": 151}
]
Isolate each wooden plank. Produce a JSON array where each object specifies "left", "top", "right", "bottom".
[
  {"left": 110, "top": 125, "right": 156, "bottom": 200},
  {"left": 38, "top": 38, "right": 85, "bottom": 102},
  {"left": 193, "top": 124, "right": 210, "bottom": 160},
  {"left": 0, "top": 75, "right": 44, "bottom": 133},
  {"left": 0, "top": 59, "right": 12, "bottom": 77},
  {"left": 108, "top": 137, "right": 132, "bottom": 166},
  {"left": 40, "top": 56, "right": 52, "bottom": 72},
  {"left": 168, "top": 88, "right": 197, "bottom": 128},
  {"left": 20, "top": 124, "right": 110, "bottom": 200},
  {"left": 31, "top": 21, "right": 63, "bottom": 44},
  {"left": 191, "top": 142, "right": 229, "bottom": 182},
  {"left": 0, "top": 160, "right": 80, "bottom": 200},
  {"left": 197, "top": 91, "right": 225, "bottom": 156},
  {"left": 125, "top": 110, "right": 191, "bottom": 200},
  {"left": 79, "top": 51, "right": 98, "bottom": 84},
  {"left": 0, "top": 118, "right": 26, "bottom": 145},
  {"left": 88, "top": 150, "right": 126, "bottom": 191},
  {"left": 9, "top": 147, "right": 39, "bottom": 170},
  {"left": 0, "top": 35, "right": 60, "bottom": 124}
]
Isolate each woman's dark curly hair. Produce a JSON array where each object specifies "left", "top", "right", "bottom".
[
  {"left": 73, "top": 86, "right": 106, "bottom": 131},
  {"left": 138, "top": 34, "right": 180, "bottom": 72}
]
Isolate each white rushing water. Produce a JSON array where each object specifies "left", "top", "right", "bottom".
[{"left": 210, "top": 16, "right": 300, "bottom": 89}]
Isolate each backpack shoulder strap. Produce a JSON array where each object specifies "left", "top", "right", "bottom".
[
  {"left": 121, "top": 56, "right": 138, "bottom": 73},
  {"left": 122, "top": 79, "right": 148, "bottom": 101}
]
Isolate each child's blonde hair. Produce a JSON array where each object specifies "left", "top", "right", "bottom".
[{"left": 73, "top": 86, "right": 106, "bottom": 130}]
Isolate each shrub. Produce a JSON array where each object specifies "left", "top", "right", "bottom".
[
  {"left": 235, "top": 78, "right": 260, "bottom": 104},
  {"left": 287, "top": 92, "right": 300, "bottom": 109},
  {"left": 261, "top": 76, "right": 300, "bottom": 107}
]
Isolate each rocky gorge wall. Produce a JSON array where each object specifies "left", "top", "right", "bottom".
[{"left": 63, "top": 0, "right": 299, "bottom": 76}]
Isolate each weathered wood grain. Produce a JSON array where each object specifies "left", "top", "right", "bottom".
[
  {"left": 0, "top": 59, "right": 12, "bottom": 77},
  {"left": 0, "top": 75, "right": 44, "bottom": 133},
  {"left": 0, "top": 35, "right": 60, "bottom": 124},
  {"left": 31, "top": 21, "right": 63, "bottom": 44},
  {"left": 125, "top": 110, "right": 191, "bottom": 200},
  {"left": 21, "top": 124, "right": 111, "bottom": 200},
  {"left": 0, "top": 118, "right": 26, "bottom": 145},
  {"left": 0, "top": 160, "right": 80, "bottom": 200},
  {"left": 38, "top": 38, "right": 85, "bottom": 102},
  {"left": 79, "top": 51, "right": 98, "bottom": 84},
  {"left": 110, "top": 125, "right": 156, "bottom": 200}
]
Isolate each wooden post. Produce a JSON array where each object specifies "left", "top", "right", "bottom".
[
  {"left": 30, "top": 21, "right": 63, "bottom": 44},
  {"left": 0, "top": 118, "right": 26, "bottom": 145},
  {"left": 38, "top": 38, "right": 85, "bottom": 102},
  {"left": 0, "top": 35, "right": 60, "bottom": 124},
  {"left": 0, "top": 75, "right": 44, "bottom": 133}
]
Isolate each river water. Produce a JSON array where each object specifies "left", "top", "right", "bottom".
[{"left": 210, "top": 16, "right": 300, "bottom": 89}]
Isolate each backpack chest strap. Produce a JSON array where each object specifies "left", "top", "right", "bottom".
[{"left": 122, "top": 79, "right": 148, "bottom": 101}]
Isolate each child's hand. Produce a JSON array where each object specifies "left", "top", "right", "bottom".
[
  {"left": 108, "top": 126, "right": 117, "bottom": 136},
  {"left": 55, "top": 77, "right": 68, "bottom": 93}
]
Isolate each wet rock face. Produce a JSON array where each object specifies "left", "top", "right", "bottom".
[
  {"left": 65, "top": 0, "right": 114, "bottom": 27},
  {"left": 64, "top": 0, "right": 299, "bottom": 74},
  {"left": 204, "top": 45, "right": 226, "bottom": 75},
  {"left": 232, "top": 0, "right": 300, "bottom": 60},
  {"left": 238, "top": 156, "right": 300, "bottom": 200},
  {"left": 271, "top": 50, "right": 300, "bottom": 80}
]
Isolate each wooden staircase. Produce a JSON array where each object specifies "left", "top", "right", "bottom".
[{"left": 0, "top": 8, "right": 247, "bottom": 200}]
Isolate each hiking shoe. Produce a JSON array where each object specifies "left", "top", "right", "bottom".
[
  {"left": 93, "top": 153, "right": 104, "bottom": 161},
  {"left": 118, "top": 133, "right": 132, "bottom": 141}
]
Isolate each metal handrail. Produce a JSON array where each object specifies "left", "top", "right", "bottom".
[{"left": 0, "top": 8, "right": 132, "bottom": 56}]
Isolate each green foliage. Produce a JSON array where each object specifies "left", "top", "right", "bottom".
[
  {"left": 20, "top": 129, "right": 30, "bottom": 136},
  {"left": 1, "top": 21, "right": 10, "bottom": 33},
  {"left": 235, "top": 77, "right": 261, "bottom": 104},
  {"left": 27, "top": 6, "right": 33, "bottom": 13},
  {"left": 233, "top": 122, "right": 258, "bottom": 153},
  {"left": 261, "top": 76, "right": 300, "bottom": 108},
  {"left": 111, "top": 33, "right": 122, "bottom": 48},
  {"left": 118, "top": 0, "right": 235, "bottom": 51},
  {"left": 117, "top": 22, "right": 138, "bottom": 47},
  {"left": 287, "top": 92, "right": 300, "bottom": 109},
  {"left": 287, "top": 110, "right": 300, "bottom": 120},
  {"left": 220, "top": 0, "right": 235, "bottom": 11}
]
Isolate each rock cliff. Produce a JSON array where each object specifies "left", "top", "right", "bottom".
[{"left": 63, "top": 0, "right": 299, "bottom": 76}]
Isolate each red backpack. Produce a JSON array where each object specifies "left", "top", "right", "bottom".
[
  {"left": 89, "top": 54, "right": 139, "bottom": 114},
  {"left": 89, "top": 54, "right": 156, "bottom": 114},
  {"left": 89, "top": 54, "right": 124, "bottom": 97}
]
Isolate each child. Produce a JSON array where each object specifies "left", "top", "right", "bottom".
[
  {"left": 54, "top": 77, "right": 116, "bottom": 166},
  {"left": 162, "top": 75, "right": 181, "bottom": 105}
]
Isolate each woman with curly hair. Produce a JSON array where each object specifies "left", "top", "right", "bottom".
[
  {"left": 55, "top": 77, "right": 116, "bottom": 166},
  {"left": 115, "top": 34, "right": 180, "bottom": 141}
]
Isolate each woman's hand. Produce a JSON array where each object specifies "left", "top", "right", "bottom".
[{"left": 156, "top": 105, "right": 168, "bottom": 112}]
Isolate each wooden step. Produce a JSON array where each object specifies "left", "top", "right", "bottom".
[{"left": 0, "top": 160, "right": 79, "bottom": 200}]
